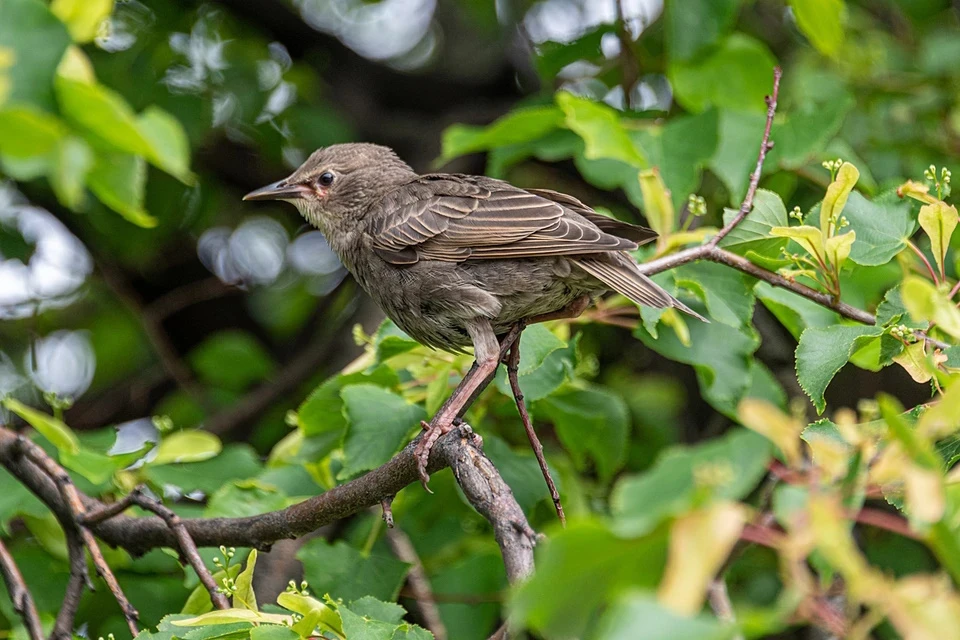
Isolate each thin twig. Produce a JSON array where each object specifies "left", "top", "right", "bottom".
[
  {"left": 852, "top": 507, "right": 919, "bottom": 541},
  {"left": 120, "top": 487, "right": 230, "bottom": 610},
  {"left": 505, "top": 339, "right": 566, "bottom": 526},
  {"left": 53, "top": 528, "right": 89, "bottom": 640},
  {"left": 15, "top": 436, "right": 140, "bottom": 637},
  {"left": 387, "top": 527, "right": 448, "bottom": 640},
  {"left": 614, "top": 0, "right": 640, "bottom": 109},
  {"left": 706, "top": 579, "right": 743, "bottom": 640},
  {"left": 907, "top": 240, "right": 940, "bottom": 284},
  {"left": 0, "top": 538, "right": 43, "bottom": 640},
  {"left": 146, "top": 277, "right": 239, "bottom": 320},
  {"left": 707, "top": 67, "right": 781, "bottom": 248},
  {"left": 380, "top": 496, "right": 395, "bottom": 528}
]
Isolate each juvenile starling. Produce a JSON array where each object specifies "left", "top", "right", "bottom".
[{"left": 245, "top": 143, "right": 703, "bottom": 484}]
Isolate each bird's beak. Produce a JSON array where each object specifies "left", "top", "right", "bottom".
[{"left": 243, "top": 180, "right": 311, "bottom": 201}]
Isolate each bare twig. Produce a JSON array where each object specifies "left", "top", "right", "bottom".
[
  {"left": 380, "top": 496, "right": 395, "bottom": 528},
  {"left": 614, "top": 0, "right": 640, "bottom": 109},
  {"left": 708, "top": 67, "right": 781, "bottom": 248},
  {"left": 387, "top": 527, "right": 448, "bottom": 640},
  {"left": 505, "top": 339, "right": 566, "bottom": 526},
  {"left": 14, "top": 436, "right": 140, "bottom": 637},
  {"left": 0, "top": 538, "right": 43, "bottom": 640},
  {"left": 90, "top": 486, "right": 231, "bottom": 610},
  {"left": 706, "top": 579, "right": 743, "bottom": 640},
  {"left": 146, "top": 277, "right": 239, "bottom": 320},
  {"left": 53, "top": 528, "right": 89, "bottom": 640}
]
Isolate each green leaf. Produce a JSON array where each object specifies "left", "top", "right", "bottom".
[
  {"left": 347, "top": 596, "right": 406, "bottom": 624},
  {"left": 795, "top": 324, "right": 885, "bottom": 413},
  {"left": 50, "top": 0, "right": 113, "bottom": 43},
  {"left": 137, "top": 106, "right": 195, "bottom": 184},
  {"left": 0, "top": 0, "right": 71, "bottom": 109},
  {"left": 842, "top": 191, "right": 916, "bottom": 266},
  {"left": 788, "top": 0, "right": 847, "bottom": 57},
  {"left": 509, "top": 519, "right": 667, "bottom": 639},
  {"left": 557, "top": 92, "right": 646, "bottom": 168},
  {"left": 152, "top": 430, "right": 222, "bottom": 466},
  {"left": 537, "top": 385, "right": 629, "bottom": 481},
  {"left": 205, "top": 480, "right": 288, "bottom": 518},
  {"left": 87, "top": 150, "right": 155, "bottom": 227},
  {"left": 249, "top": 626, "right": 298, "bottom": 640},
  {"left": 595, "top": 592, "right": 736, "bottom": 640},
  {"left": 0, "top": 106, "right": 65, "bottom": 157},
  {"left": 144, "top": 444, "right": 262, "bottom": 494},
  {"left": 55, "top": 77, "right": 152, "bottom": 156},
  {"left": 483, "top": 435, "right": 554, "bottom": 514},
  {"left": 534, "top": 25, "right": 614, "bottom": 80},
  {"left": 60, "top": 443, "right": 152, "bottom": 485},
  {"left": 233, "top": 549, "right": 258, "bottom": 611},
  {"left": 756, "top": 281, "right": 840, "bottom": 338},
  {"left": 718, "top": 189, "right": 789, "bottom": 258},
  {"left": 276, "top": 592, "right": 343, "bottom": 637},
  {"left": 339, "top": 384, "right": 426, "bottom": 479},
  {"left": 918, "top": 201, "right": 958, "bottom": 278},
  {"left": 494, "top": 334, "right": 572, "bottom": 402},
  {"left": 440, "top": 106, "right": 562, "bottom": 162},
  {"left": 338, "top": 606, "right": 400, "bottom": 640},
  {"left": 2, "top": 398, "right": 79, "bottom": 454},
  {"left": 431, "top": 551, "right": 504, "bottom": 640},
  {"left": 182, "top": 564, "right": 241, "bottom": 615},
  {"left": 770, "top": 225, "right": 825, "bottom": 261},
  {"left": 51, "top": 135, "right": 93, "bottom": 209},
  {"left": 635, "top": 314, "right": 759, "bottom": 416},
  {"left": 669, "top": 34, "right": 778, "bottom": 113},
  {"left": 610, "top": 428, "right": 771, "bottom": 537},
  {"left": 297, "top": 538, "right": 410, "bottom": 603},
  {"left": 188, "top": 331, "right": 275, "bottom": 392},
  {"left": 673, "top": 261, "right": 756, "bottom": 328},
  {"left": 298, "top": 366, "right": 399, "bottom": 437},
  {"left": 664, "top": 0, "right": 742, "bottom": 62},
  {"left": 710, "top": 110, "right": 766, "bottom": 202},
  {"left": 770, "top": 96, "right": 854, "bottom": 169}
]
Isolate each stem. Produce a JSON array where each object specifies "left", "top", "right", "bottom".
[{"left": 907, "top": 240, "right": 940, "bottom": 285}]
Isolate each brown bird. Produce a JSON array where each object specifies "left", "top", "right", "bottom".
[{"left": 245, "top": 143, "right": 703, "bottom": 488}]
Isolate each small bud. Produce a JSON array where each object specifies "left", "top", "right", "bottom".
[
  {"left": 789, "top": 206, "right": 804, "bottom": 222},
  {"left": 152, "top": 415, "right": 174, "bottom": 432},
  {"left": 687, "top": 194, "right": 707, "bottom": 217}
]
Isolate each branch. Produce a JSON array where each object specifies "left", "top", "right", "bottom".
[
  {"left": 53, "top": 527, "right": 88, "bottom": 640},
  {"left": 0, "top": 538, "right": 43, "bottom": 640},
  {"left": 0, "top": 423, "right": 536, "bottom": 584}
]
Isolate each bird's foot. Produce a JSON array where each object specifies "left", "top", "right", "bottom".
[{"left": 415, "top": 418, "right": 457, "bottom": 492}]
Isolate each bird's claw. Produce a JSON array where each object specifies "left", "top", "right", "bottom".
[{"left": 415, "top": 418, "right": 454, "bottom": 492}]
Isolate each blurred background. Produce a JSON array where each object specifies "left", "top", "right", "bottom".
[{"left": 3, "top": 0, "right": 960, "bottom": 636}]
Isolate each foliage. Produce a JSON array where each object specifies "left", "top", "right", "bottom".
[{"left": 3, "top": 1, "right": 960, "bottom": 640}]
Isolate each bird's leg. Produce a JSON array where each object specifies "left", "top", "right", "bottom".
[
  {"left": 414, "top": 318, "right": 511, "bottom": 490},
  {"left": 505, "top": 338, "right": 567, "bottom": 527},
  {"left": 526, "top": 294, "right": 591, "bottom": 324}
]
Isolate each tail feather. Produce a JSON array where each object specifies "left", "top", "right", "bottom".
[{"left": 574, "top": 256, "right": 708, "bottom": 323}]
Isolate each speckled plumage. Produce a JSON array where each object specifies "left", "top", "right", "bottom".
[{"left": 245, "top": 143, "right": 700, "bottom": 353}]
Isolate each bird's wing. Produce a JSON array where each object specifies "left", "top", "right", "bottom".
[
  {"left": 371, "top": 176, "right": 638, "bottom": 265},
  {"left": 524, "top": 188, "right": 658, "bottom": 245}
]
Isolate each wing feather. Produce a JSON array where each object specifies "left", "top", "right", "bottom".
[{"left": 371, "top": 176, "right": 637, "bottom": 264}]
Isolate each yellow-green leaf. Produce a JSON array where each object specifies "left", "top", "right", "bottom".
[
  {"left": 770, "top": 225, "right": 825, "bottom": 262},
  {"left": 893, "top": 341, "right": 939, "bottom": 384},
  {"left": 172, "top": 608, "right": 290, "bottom": 626},
  {"left": 56, "top": 45, "right": 95, "bottom": 83},
  {"left": 0, "top": 47, "right": 13, "bottom": 107},
  {"left": 151, "top": 431, "right": 222, "bottom": 465},
  {"left": 51, "top": 135, "right": 93, "bottom": 209},
  {"left": 901, "top": 276, "right": 960, "bottom": 340},
  {"left": 824, "top": 230, "right": 856, "bottom": 270},
  {"left": 820, "top": 161, "right": 859, "bottom": 235},
  {"left": 737, "top": 398, "right": 804, "bottom": 467},
  {"left": 918, "top": 201, "right": 958, "bottom": 279},
  {"left": 55, "top": 77, "right": 152, "bottom": 157},
  {"left": 556, "top": 92, "right": 646, "bottom": 168},
  {"left": 137, "top": 106, "right": 195, "bottom": 185},
  {"left": 639, "top": 168, "right": 675, "bottom": 241},
  {"left": 51, "top": 0, "right": 114, "bottom": 43},
  {"left": 657, "top": 501, "right": 747, "bottom": 615},
  {"left": 788, "top": 0, "right": 847, "bottom": 57},
  {"left": 2, "top": 398, "right": 79, "bottom": 455},
  {"left": 233, "top": 549, "right": 258, "bottom": 611},
  {"left": 0, "top": 106, "right": 65, "bottom": 157},
  {"left": 277, "top": 592, "right": 343, "bottom": 637}
]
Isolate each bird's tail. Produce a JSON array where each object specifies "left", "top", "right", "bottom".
[{"left": 574, "top": 256, "right": 708, "bottom": 323}]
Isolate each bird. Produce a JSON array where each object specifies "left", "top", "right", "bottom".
[{"left": 244, "top": 143, "right": 704, "bottom": 487}]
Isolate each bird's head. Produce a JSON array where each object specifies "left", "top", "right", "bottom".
[{"left": 243, "top": 143, "right": 415, "bottom": 231}]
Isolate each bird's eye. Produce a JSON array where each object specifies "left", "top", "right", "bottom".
[{"left": 318, "top": 172, "right": 335, "bottom": 187}]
